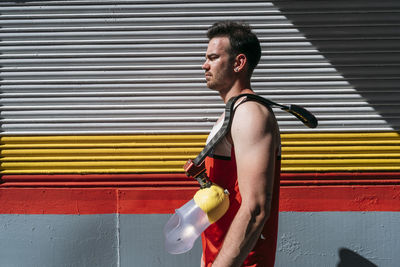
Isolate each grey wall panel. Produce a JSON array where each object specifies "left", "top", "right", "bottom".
[
  {"left": 1, "top": 1, "right": 399, "bottom": 134},
  {"left": 1, "top": 212, "right": 399, "bottom": 267},
  {"left": 119, "top": 214, "right": 203, "bottom": 267},
  {"left": 276, "top": 212, "right": 400, "bottom": 267},
  {"left": 0, "top": 214, "right": 118, "bottom": 267}
]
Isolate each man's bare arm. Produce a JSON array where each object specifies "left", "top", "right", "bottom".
[{"left": 212, "top": 101, "right": 278, "bottom": 267}]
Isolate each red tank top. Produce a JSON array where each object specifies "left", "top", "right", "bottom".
[{"left": 201, "top": 99, "right": 281, "bottom": 267}]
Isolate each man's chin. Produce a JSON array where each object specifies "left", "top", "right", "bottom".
[{"left": 206, "top": 82, "right": 217, "bottom": 90}]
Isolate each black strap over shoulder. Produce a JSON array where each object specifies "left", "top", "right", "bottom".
[
  {"left": 193, "top": 93, "right": 269, "bottom": 166},
  {"left": 183, "top": 93, "right": 317, "bottom": 187}
]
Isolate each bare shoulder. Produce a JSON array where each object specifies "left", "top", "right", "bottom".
[
  {"left": 231, "top": 100, "right": 278, "bottom": 143},
  {"left": 235, "top": 100, "right": 271, "bottom": 120}
]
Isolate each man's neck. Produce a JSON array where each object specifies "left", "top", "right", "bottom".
[
  {"left": 220, "top": 84, "right": 253, "bottom": 104},
  {"left": 219, "top": 73, "right": 253, "bottom": 103},
  {"left": 221, "top": 74, "right": 252, "bottom": 103}
]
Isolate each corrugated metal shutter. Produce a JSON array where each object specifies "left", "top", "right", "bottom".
[{"left": 1, "top": 0, "right": 399, "bottom": 135}]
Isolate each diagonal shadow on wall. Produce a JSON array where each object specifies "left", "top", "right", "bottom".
[
  {"left": 274, "top": 0, "right": 400, "bottom": 131},
  {"left": 337, "top": 248, "right": 378, "bottom": 267}
]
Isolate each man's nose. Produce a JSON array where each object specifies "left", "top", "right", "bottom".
[{"left": 202, "top": 61, "right": 209, "bottom": 70}]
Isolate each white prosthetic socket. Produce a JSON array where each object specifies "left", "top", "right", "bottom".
[{"left": 164, "top": 184, "right": 229, "bottom": 254}]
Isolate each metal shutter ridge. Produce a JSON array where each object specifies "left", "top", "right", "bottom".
[{"left": 1, "top": 0, "right": 399, "bottom": 135}]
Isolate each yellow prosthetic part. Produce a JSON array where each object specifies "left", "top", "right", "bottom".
[{"left": 193, "top": 184, "right": 229, "bottom": 223}]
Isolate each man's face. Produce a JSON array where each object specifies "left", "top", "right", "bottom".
[{"left": 202, "top": 37, "right": 235, "bottom": 92}]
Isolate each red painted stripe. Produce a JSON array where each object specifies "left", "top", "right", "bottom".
[
  {"left": 2, "top": 172, "right": 400, "bottom": 187},
  {"left": 282, "top": 172, "right": 400, "bottom": 180},
  {"left": 1, "top": 174, "right": 189, "bottom": 181},
  {"left": 0, "top": 174, "right": 191, "bottom": 183},
  {"left": 0, "top": 188, "right": 117, "bottom": 214},
  {"left": 0, "top": 185, "right": 399, "bottom": 214},
  {"left": 280, "top": 185, "right": 400, "bottom": 212},
  {"left": 3, "top": 180, "right": 400, "bottom": 187},
  {"left": 281, "top": 180, "right": 400, "bottom": 186},
  {"left": 280, "top": 172, "right": 400, "bottom": 186},
  {"left": 118, "top": 188, "right": 195, "bottom": 214},
  {"left": 0, "top": 174, "right": 198, "bottom": 188}
]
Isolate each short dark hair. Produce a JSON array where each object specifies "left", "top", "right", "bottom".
[{"left": 207, "top": 21, "right": 261, "bottom": 74}]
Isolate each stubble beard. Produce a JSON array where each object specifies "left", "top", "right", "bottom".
[
  {"left": 205, "top": 70, "right": 232, "bottom": 93},
  {"left": 206, "top": 79, "right": 218, "bottom": 91},
  {"left": 206, "top": 78, "right": 227, "bottom": 94}
]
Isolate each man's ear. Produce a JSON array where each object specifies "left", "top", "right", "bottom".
[{"left": 234, "top": 54, "right": 247, "bottom": 72}]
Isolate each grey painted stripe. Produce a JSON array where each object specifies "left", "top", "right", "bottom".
[
  {"left": 276, "top": 212, "right": 399, "bottom": 267},
  {"left": 0, "top": 212, "right": 399, "bottom": 267},
  {"left": 0, "top": 214, "right": 119, "bottom": 267}
]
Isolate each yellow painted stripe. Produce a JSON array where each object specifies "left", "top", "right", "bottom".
[
  {"left": 283, "top": 153, "right": 400, "bottom": 159},
  {"left": 3, "top": 161, "right": 399, "bottom": 172},
  {"left": 2, "top": 161, "right": 184, "bottom": 169},
  {"left": 3, "top": 153, "right": 400, "bottom": 162},
  {"left": 2, "top": 147, "right": 398, "bottom": 155},
  {"left": 1, "top": 142, "right": 206, "bottom": 149},
  {"left": 1, "top": 156, "right": 198, "bottom": 162},
  {"left": 282, "top": 159, "right": 400, "bottom": 166},
  {"left": 283, "top": 146, "right": 400, "bottom": 152},
  {"left": 283, "top": 140, "right": 400, "bottom": 145},
  {"left": 1, "top": 148, "right": 201, "bottom": 156},
  {"left": 1, "top": 169, "right": 184, "bottom": 174},
  {"left": 1, "top": 132, "right": 400, "bottom": 174},
  {"left": 281, "top": 132, "right": 400, "bottom": 139},
  {"left": 0, "top": 135, "right": 208, "bottom": 143},
  {"left": 283, "top": 166, "right": 400, "bottom": 172},
  {"left": 5, "top": 159, "right": 398, "bottom": 168},
  {"left": 3, "top": 167, "right": 400, "bottom": 174}
]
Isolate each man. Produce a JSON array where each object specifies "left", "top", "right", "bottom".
[{"left": 200, "top": 21, "right": 281, "bottom": 267}]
